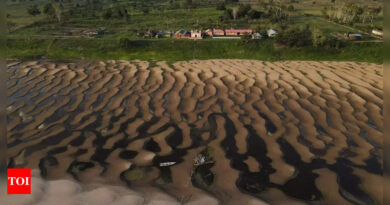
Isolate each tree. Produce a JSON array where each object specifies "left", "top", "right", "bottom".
[
  {"left": 321, "top": 6, "right": 329, "bottom": 19},
  {"left": 141, "top": 7, "right": 149, "bottom": 14},
  {"left": 237, "top": 4, "right": 251, "bottom": 18},
  {"left": 123, "top": 9, "right": 130, "bottom": 22},
  {"left": 255, "top": 25, "right": 267, "bottom": 37},
  {"left": 27, "top": 4, "right": 41, "bottom": 16},
  {"left": 241, "top": 33, "right": 252, "bottom": 43},
  {"left": 368, "top": 7, "right": 381, "bottom": 27},
  {"left": 102, "top": 9, "right": 112, "bottom": 20},
  {"left": 6, "top": 21, "right": 17, "bottom": 32},
  {"left": 224, "top": 8, "right": 233, "bottom": 19},
  {"left": 311, "top": 28, "right": 326, "bottom": 47},
  {"left": 139, "top": 2, "right": 150, "bottom": 14},
  {"left": 247, "top": 9, "right": 262, "bottom": 19},
  {"left": 42, "top": 3, "right": 55, "bottom": 17},
  {"left": 275, "top": 26, "right": 312, "bottom": 47},
  {"left": 42, "top": 3, "right": 55, "bottom": 22},
  {"left": 322, "top": 3, "right": 377, "bottom": 26},
  {"left": 182, "top": 0, "right": 194, "bottom": 9},
  {"left": 287, "top": 5, "right": 294, "bottom": 12},
  {"left": 311, "top": 28, "right": 342, "bottom": 48},
  {"left": 42, "top": 2, "right": 64, "bottom": 23},
  {"left": 216, "top": 2, "right": 226, "bottom": 10}
]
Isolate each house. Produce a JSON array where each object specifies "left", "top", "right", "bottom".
[
  {"left": 156, "top": 31, "right": 172, "bottom": 38},
  {"left": 372, "top": 29, "right": 383, "bottom": 37},
  {"left": 252, "top": 32, "right": 262, "bottom": 40},
  {"left": 347, "top": 33, "right": 362, "bottom": 40},
  {"left": 82, "top": 28, "right": 105, "bottom": 38},
  {"left": 144, "top": 29, "right": 157, "bottom": 38},
  {"left": 174, "top": 29, "right": 191, "bottom": 39},
  {"left": 191, "top": 30, "right": 202, "bottom": 39},
  {"left": 205, "top": 29, "right": 213, "bottom": 37},
  {"left": 225, "top": 29, "right": 253, "bottom": 36},
  {"left": 213, "top": 29, "right": 225, "bottom": 36},
  {"left": 205, "top": 29, "right": 225, "bottom": 37},
  {"left": 267, "top": 29, "right": 277, "bottom": 37}
]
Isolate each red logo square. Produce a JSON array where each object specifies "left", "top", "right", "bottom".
[{"left": 7, "top": 168, "right": 31, "bottom": 194}]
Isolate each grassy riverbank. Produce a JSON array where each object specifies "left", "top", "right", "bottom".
[{"left": 6, "top": 38, "right": 383, "bottom": 63}]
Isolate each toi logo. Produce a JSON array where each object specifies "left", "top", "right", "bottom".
[{"left": 7, "top": 168, "right": 31, "bottom": 194}]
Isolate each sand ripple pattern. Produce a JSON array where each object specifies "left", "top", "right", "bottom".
[{"left": 7, "top": 60, "right": 383, "bottom": 205}]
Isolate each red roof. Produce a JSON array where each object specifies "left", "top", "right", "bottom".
[
  {"left": 214, "top": 29, "right": 224, "bottom": 33},
  {"left": 225, "top": 29, "right": 253, "bottom": 33}
]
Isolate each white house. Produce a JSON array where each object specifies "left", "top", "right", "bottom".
[
  {"left": 348, "top": 33, "right": 362, "bottom": 40},
  {"left": 252, "top": 32, "right": 262, "bottom": 40},
  {"left": 267, "top": 29, "right": 277, "bottom": 37},
  {"left": 372, "top": 29, "right": 383, "bottom": 37},
  {"left": 191, "top": 30, "right": 202, "bottom": 39}
]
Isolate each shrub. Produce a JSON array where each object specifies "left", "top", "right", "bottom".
[
  {"left": 247, "top": 9, "right": 263, "bottom": 19},
  {"left": 141, "top": 6, "right": 149, "bottom": 14},
  {"left": 182, "top": 0, "right": 195, "bottom": 9},
  {"left": 27, "top": 4, "right": 41, "bottom": 16},
  {"left": 42, "top": 3, "right": 55, "bottom": 18},
  {"left": 311, "top": 28, "right": 327, "bottom": 47},
  {"left": 118, "top": 37, "right": 131, "bottom": 49},
  {"left": 237, "top": 4, "right": 251, "bottom": 18},
  {"left": 102, "top": 9, "right": 112, "bottom": 20},
  {"left": 241, "top": 33, "right": 252, "bottom": 44},
  {"left": 275, "top": 26, "right": 312, "bottom": 47},
  {"left": 118, "top": 38, "right": 149, "bottom": 50},
  {"left": 42, "top": 3, "right": 62, "bottom": 23},
  {"left": 216, "top": 2, "right": 226, "bottom": 10},
  {"left": 312, "top": 28, "right": 344, "bottom": 48},
  {"left": 224, "top": 8, "right": 233, "bottom": 19}
]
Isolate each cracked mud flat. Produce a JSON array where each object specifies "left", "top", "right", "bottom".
[{"left": 6, "top": 60, "right": 383, "bottom": 205}]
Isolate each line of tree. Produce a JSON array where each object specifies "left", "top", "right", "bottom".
[
  {"left": 42, "top": 2, "right": 64, "bottom": 23},
  {"left": 275, "top": 26, "right": 343, "bottom": 49},
  {"left": 27, "top": 4, "right": 41, "bottom": 16},
  {"left": 26, "top": 0, "right": 131, "bottom": 23},
  {"left": 101, "top": 7, "right": 130, "bottom": 21},
  {"left": 222, "top": 1, "right": 290, "bottom": 24},
  {"left": 321, "top": 3, "right": 382, "bottom": 27},
  {"left": 224, "top": 4, "right": 263, "bottom": 20},
  {"left": 258, "top": 0, "right": 290, "bottom": 23}
]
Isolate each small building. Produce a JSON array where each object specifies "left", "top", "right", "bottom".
[
  {"left": 144, "top": 29, "right": 157, "bottom": 38},
  {"left": 372, "top": 29, "right": 383, "bottom": 37},
  {"left": 225, "top": 29, "right": 253, "bottom": 36},
  {"left": 174, "top": 29, "right": 191, "bottom": 39},
  {"left": 213, "top": 29, "right": 225, "bottom": 36},
  {"left": 252, "top": 32, "right": 262, "bottom": 40},
  {"left": 347, "top": 33, "right": 363, "bottom": 40},
  {"left": 82, "top": 28, "right": 105, "bottom": 38},
  {"left": 205, "top": 29, "right": 213, "bottom": 37},
  {"left": 191, "top": 30, "right": 202, "bottom": 39},
  {"left": 156, "top": 31, "right": 172, "bottom": 38},
  {"left": 267, "top": 29, "right": 277, "bottom": 38}
]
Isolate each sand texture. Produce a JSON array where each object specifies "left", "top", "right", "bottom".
[{"left": 7, "top": 60, "right": 383, "bottom": 205}]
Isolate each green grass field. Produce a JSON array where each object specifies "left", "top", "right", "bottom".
[
  {"left": 5, "top": 0, "right": 383, "bottom": 63},
  {"left": 6, "top": 38, "right": 382, "bottom": 63}
]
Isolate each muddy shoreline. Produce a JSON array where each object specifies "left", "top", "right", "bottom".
[{"left": 7, "top": 60, "right": 383, "bottom": 205}]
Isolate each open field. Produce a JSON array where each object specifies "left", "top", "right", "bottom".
[{"left": 7, "top": 60, "right": 383, "bottom": 205}]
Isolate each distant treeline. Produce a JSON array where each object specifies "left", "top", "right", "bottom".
[{"left": 322, "top": 3, "right": 382, "bottom": 29}]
